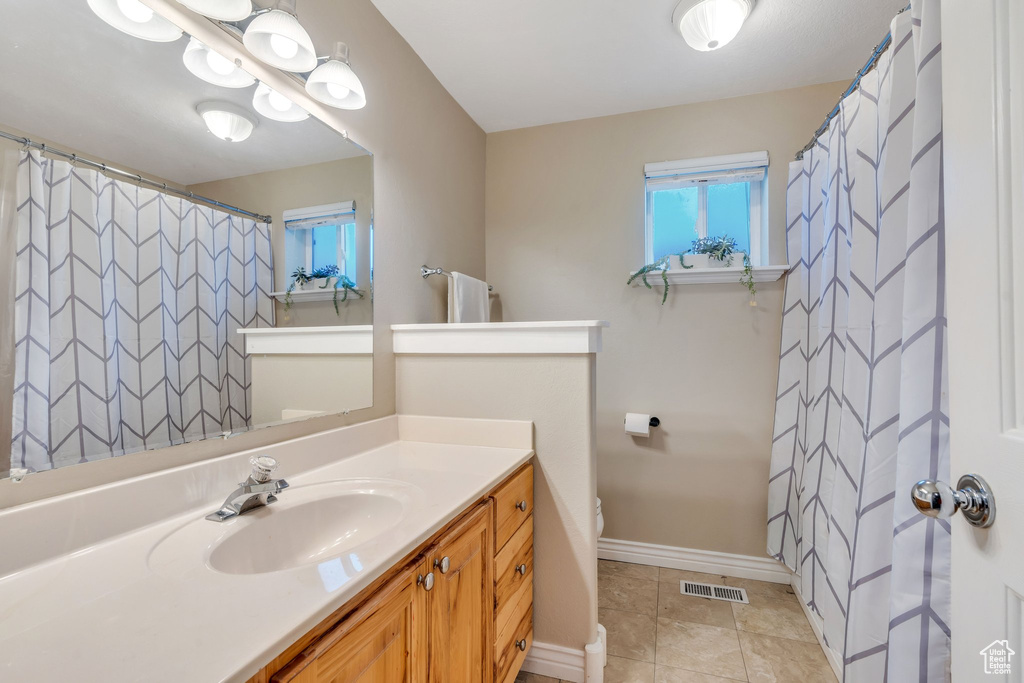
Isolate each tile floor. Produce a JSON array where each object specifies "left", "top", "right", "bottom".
[{"left": 515, "top": 560, "right": 837, "bottom": 683}]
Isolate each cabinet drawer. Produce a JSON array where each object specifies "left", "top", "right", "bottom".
[
  {"left": 491, "top": 464, "right": 533, "bottom": 550},
  {"left": 494, "top": 514, "right": 532, "bottom": 617},
  {"left": 494, "top": 581, "right": 533, "bottom": 683}
]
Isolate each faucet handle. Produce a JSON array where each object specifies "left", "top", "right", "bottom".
[{"left": 249, "top": 455, "right": 279, "bottom": 483}]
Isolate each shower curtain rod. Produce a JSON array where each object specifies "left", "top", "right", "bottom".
[
  {"left": 795, "top": 4, "right": 911, "bottom": 161},
  {"left": 0, "top": 129, "right": 272, "bottom": 223}
]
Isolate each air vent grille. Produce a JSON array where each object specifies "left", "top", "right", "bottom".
[{"left": 681, "top": 581, "right": 749, "bottom": 604}]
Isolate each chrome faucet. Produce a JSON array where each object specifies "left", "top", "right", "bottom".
[{"left": 206, "top": 455, "right": 290, "bottom": 522}]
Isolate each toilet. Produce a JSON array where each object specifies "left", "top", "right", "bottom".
[{"left": 596, "top": 497, "right": 604, "bottom": 538}]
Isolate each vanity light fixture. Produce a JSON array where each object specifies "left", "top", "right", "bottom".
[
  {"left": 197, "top": 101, "right": 257, "bottom": 142},
  {"left": 175, "top": 0, "right": 253, "bottom": 22},
  {"left": 183, "top": 29, "right": 256, "bottom": 88},
  {"left": 252, "top": 82, "right": 310, "bottom": 122},
  {"left": 87, "top": 0, "right": 184, "bottom": 42},
  {"left": 672, "top": 0, "right": 753, "bottom": 52},
  {"left": 243, "top": 0, "right": 317, "bottom": 73},
  {"left": 306, "top": 42, "right": 366, "bottom": 110}
]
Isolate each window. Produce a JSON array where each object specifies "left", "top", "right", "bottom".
[
  {"left": 644, "top": 152, "right": 768, "bottom": 266},
  {"left": 284, "top": 201, "right": 358, "bottom": 282}
]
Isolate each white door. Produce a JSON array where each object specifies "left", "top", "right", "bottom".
[{"left": 941, "top": 0, "right": 1024, "bottom": 680}]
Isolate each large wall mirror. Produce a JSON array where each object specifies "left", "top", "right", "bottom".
[{"left": 0, "top": 0, "right": 373, "bottom": 478}]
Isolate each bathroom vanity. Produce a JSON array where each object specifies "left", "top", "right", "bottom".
[
  {"left": 0, "top": 417, "right": 536, "bottom": 682},
  {"left": 248, "top": 463, "right": 535, "bottom": 683}
]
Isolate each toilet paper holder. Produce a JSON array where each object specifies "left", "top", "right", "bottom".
[{"left": 624, "top": 416, "right": 660, "bottom": 428}]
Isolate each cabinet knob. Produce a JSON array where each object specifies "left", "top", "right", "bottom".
[
  {"left": 516, "top": 564, "right": 527, "bottom": 576},
  {"left": 516, "top": 639, "right": 528, "bottom": 651},
  {"left": 434, "top": 556, "right": 451, "bottom": 574},
  {"left": 516, "top": 500, "right": 528, "bottom": 512},
  {"left": 418, "top": 572, "right": 435, "bottom": 591}
]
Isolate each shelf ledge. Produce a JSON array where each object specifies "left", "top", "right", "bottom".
[
  {"left": 270, "top": 289, "right": 365, "bottom": 304},
  {"left": 392, "top": 321, "right": 609, "bottom": 355},
  {"left": 628, "top": 265, "right": 789, "bottom": 286},
  {"left": 237, "top": 325, "right": 372, "bottom": 355}
]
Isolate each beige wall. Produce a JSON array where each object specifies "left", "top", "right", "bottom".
[
  {"left": 484, "top": 82, "right": 842, "bottom": 557},
  {"left": 397, "top": 354, "right": 599, "bottom": 652},
  {"left": 190, "top": 155, "right": 374, "bottom": 328},
  {"left": 0, "top": 0, "right": 486, "bottom": 507},
  {"left": 251, "top": 354, "right": 372, "bottom": 424}
]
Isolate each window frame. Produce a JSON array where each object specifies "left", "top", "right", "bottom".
[
  {"left": 283, "top": 201, "right": 357, "bottom": 283},
  {"left": 304, "top": 223, "right": 353, "bottom": 275},
  {"left": 644, "top": 152, "right": 769, "bottom": 267}
]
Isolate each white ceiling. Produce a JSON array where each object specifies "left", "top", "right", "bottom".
[
  {"left": 370, "top": 0, "right": 908, "bottom": 132},
  {"left": 0, "top": 0, "right": 365, "bottom": 186}
]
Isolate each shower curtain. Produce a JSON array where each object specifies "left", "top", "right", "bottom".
[
  {"left": 10, "top": 150, "right": 275, "bottom": 473},
  {"left": 767, "top": 1, "right": 948, "bottom": 681}
]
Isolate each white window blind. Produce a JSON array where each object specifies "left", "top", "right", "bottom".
[
  {"left": 283, "top": 201, "right": 355, "bottom": 230},
  {"left": 644, "top": 151, "right": 769, "bottom": 181}
]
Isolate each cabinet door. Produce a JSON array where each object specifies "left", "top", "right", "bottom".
[
  {"left": 273, "top": 562, "right": 429, "bottom": 683},
  {"left": 428, "top": 502, "right": 494, "bottom": 683}
]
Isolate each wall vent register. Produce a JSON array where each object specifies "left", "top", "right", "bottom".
[{"left": 681, "top": 581, "right": 749, "bottom": 604}]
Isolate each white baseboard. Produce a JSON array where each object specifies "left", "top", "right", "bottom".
[
  {"left": 790, "top": 576, "right": 843, "bottom": 680},
  {"left": 522, "top": 641, "right": 586, "bottom": 683},
  {"left": 597, "top": 537, "right": 793, "bottom": 584}
]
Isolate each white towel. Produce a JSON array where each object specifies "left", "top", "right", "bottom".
[{"left": 448, "top": 272, "right": 490, "bottom": 323}]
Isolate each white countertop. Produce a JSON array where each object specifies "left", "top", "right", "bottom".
[{"left": 0, "top": 439, "right": 532, "bottom": 682}]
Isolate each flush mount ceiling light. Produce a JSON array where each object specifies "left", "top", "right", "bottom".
[
  {"left": 183, "top": 29, "right": 255, "bottom": 88},
  {"left": 197, "top": 101, "right": 257, "bottom": 142},
  {"left": 87, "top": 0, "right": 184, "bottom": 42},
  {"left": 672, "top": 0, "right": 753, "bottom": 52},
  {"left": 243, "top": 0, "right": 317, "bottom": 72},
  {"left": 175, "top": 0, "right": 253, "bottom": 22},
  {"left": 252, "top": 82, "right": 310, "bottom": 122},
  {"left": 306, "top": 42, "right": 366, "bottom": 110}
]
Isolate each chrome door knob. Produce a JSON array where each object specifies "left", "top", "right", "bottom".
[{"left": 910, "top": 474, "right": 994, "bottom": 528}]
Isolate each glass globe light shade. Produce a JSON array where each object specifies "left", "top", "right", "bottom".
[{"left": 673, "top": 0, "right": 753, "bottom": 52}]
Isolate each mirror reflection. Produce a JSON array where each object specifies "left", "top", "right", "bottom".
[{"left": 0, "top": 0, "right": 373, "bottom": 476}]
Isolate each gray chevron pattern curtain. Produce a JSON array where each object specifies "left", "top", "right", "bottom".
[
  {"left": 767, "top": 2, "right": 948, "bottom": 681},
  {"left": 11, "top": 150, "right": 274, "bottom": 473}
]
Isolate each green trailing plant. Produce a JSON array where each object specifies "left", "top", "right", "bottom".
[
  {"left": 626, "top": 253, "right": 691, "bottom": 305},
  {"left": 284, "top": 267, "right": 311, "bottom": 309},
  {"left": 284, "top": 265, "right": 365, "bottom": 315},
  {"left": 740, "top": 253, "right": 757, "bottom": 305}
]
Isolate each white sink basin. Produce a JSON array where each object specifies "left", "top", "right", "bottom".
[{"left": 149, "top": 479, "right": 422, "bottom": 577}]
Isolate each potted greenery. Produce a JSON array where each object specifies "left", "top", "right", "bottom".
[
  {"left": 688, "top": 236, "right": 743, "bottom": 268},
  {"left": 284, "top": 264, "right": 365, "bottom": 315},
  {"left": 628, "top": 235, "right": 757, "bottom": 305}
]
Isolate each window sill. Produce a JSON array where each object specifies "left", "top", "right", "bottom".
[
  {"left": 270, "top": 289, "right": 363, "bottom": 304},
  {"left": 628, "top": 265, "right": 789, "bottom": 286}
]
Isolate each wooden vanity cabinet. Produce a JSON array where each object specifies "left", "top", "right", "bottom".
[
  {"left": 427, "top": 503, "right": 493, "bottom": 683},
  {"left": 489, "top": 465, "right": 534, "bottom": 683},
  {"left": 252, "top": 463, "right": 534, "bottom": 683},
  {"left": 271, "top": 562, "right": 429, "bottom": 683}
]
